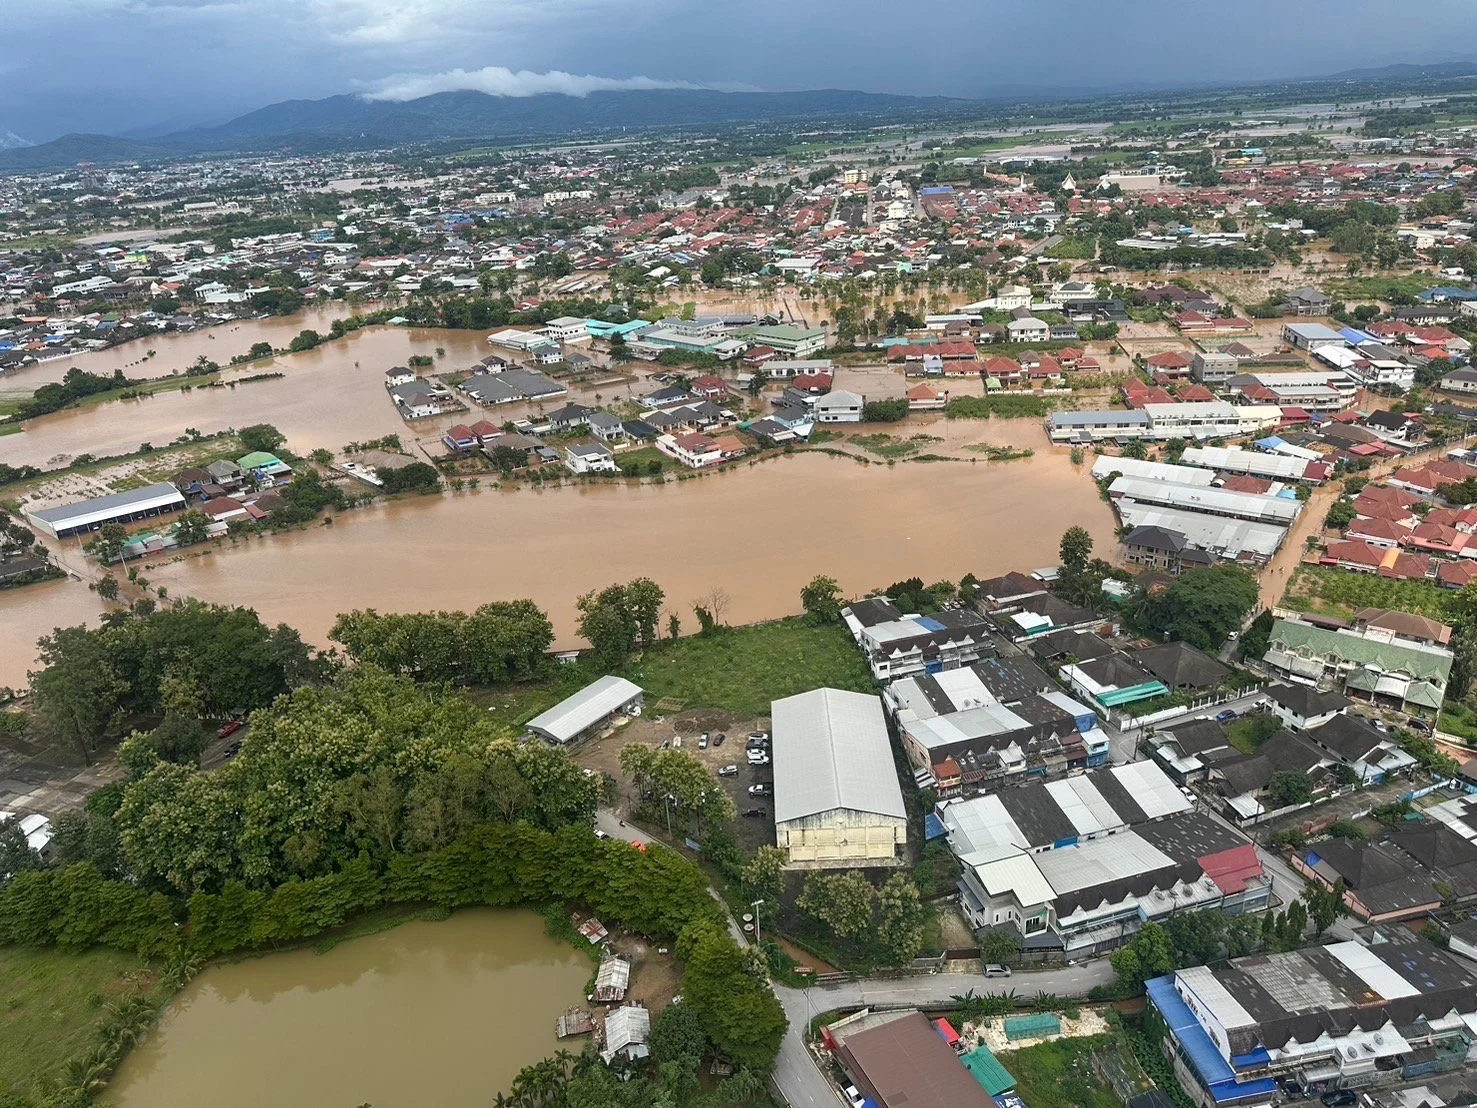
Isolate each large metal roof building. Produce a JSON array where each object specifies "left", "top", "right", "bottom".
[{"left": 772, "top": 688, "right": 907, "bottom": 867}]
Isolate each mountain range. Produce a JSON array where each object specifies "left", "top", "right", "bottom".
[
  {"left": 0, "top": 88, "right": 964, "bottom": 171},
  {"left": 2, "top": 59, "right": 1476, "bottom": 173}
]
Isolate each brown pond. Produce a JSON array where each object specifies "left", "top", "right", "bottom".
[{"left": 104, "top": 908, "right": 592, "bottom": 1108}]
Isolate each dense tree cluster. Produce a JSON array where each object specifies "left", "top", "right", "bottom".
[
  {"left": 575, "top": 578, "right": 666, "bottom": 665},
  {"left": 330, "top": 603, "right": 555, "bottom": 685},
  {"left": 30, "top": 601, "right": 315, "bottom": 762}
]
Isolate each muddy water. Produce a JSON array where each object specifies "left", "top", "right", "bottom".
[
  {"left": 140, "top": 448, "right": 1116, "bottom": 648},
  {"left": 0, "top": 575, "right": 107, "bottom": 690},
  {"left": 0, "top": 319, "right": 497, "bottom": 467},
  {"left": 0, "top": 447, "right": 1114, "bottom": 687},
  {"left": 105, "top": 908, "right": 591, "bottom": 1108}
]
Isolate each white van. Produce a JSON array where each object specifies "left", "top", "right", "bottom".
[{"left": 984, "top": 963, "right": 1012, "bottom": 978}]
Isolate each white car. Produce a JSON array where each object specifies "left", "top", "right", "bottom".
[
  {"left": 717, "top": 765, "right": 738, "bottom": 777},
  {"left": 842, "top": 1085, "right": 865, "bottom": 1108},
  {"left": 747, "top": 752, "right": 770, "bottom": 766}
]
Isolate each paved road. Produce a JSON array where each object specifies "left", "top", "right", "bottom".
[{"left": 770, "top": 962, "right": 1115, "bottom": 1108}]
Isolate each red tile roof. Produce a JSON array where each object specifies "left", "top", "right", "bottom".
[{"left": 1200, "top": 844, "right": 1262, "bottom": 895}]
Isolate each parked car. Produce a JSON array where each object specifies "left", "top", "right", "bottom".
[
  {"left": 1321, "top": 1091, "right": 1356, "bottom": 1107},
  {"left": 842, "top": 1086, "right": 865, "bottom": 1108},
  {"left": 1215, "top": 709, "right": 1238, "bottom": 723},
  {"left": 593, "top": 828, "right": 611, "bottom": 840},
  {"left": 747, "top": 731, "right": 769, "bottom": 744},
  {"left": 713, "top": 733, "right": 725, "bottom": 747},
  {"left": 1408, "top": 719, "right": 1432, "bottom": 734},
  {"left": 717, "top": 765, "right": 738, "bottom": 777},
  {"left": 698, "top": 733, "right": 709, "bottom": 749},
  {"left": 748, "top": 784, "right": 771, "bottom": 797},
  {"left": 747, "top": 752, "right": 770, "bottom": 766},
  {"left": 217, "top": 720, "right": 243, "bottom": 739},
  {"left": 984, "top": 963, "right": 1012, "bottom": 978},
  {"left": 741, "top": 807, "right": 766, "bottom": 818}
]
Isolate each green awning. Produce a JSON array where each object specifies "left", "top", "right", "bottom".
[{"left": 962, "top": 1045, "right": 1016, "bottom": 1096}]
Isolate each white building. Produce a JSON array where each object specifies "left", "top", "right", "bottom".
[
  {"left": 525, "top": 675, "right": 643, "bottom": 744},
  {"left": 772, "top": 689, "right": 907, "bottom": 868},
  {"left": 564, "top": 442, "right": 618, "bottom": 474},
  {"left": 27, "top": 483, "right": 187, "bottom": 539},
  {"left": 814, "top": 390, "right": 864, "bottom": 423},
  {"left": 543, "top": 316, "right": 590, "bottom": 344}
]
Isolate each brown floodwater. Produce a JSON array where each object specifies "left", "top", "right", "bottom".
[
  {"left": 0, "top": 447, "right": 1115, "bottom": 688},
  {"left": 0, "top": 317, "right": 497, "bottom": 467},
  {"left": 141, "top": 448, "right": 1116, "bottom": 647},
  {"left": 104, "top": 908, "right": 591, "bottom": 1108}
]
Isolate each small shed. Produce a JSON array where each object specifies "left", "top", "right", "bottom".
[
  {"left": 556, "top": 1008, "right": 595, "bottom": 1037},
  {"left": 574, "top": 916, "right": 608, "bottom": 944},
  {"left": 601, "top": 1004, "right": 652, "bottom": 1064},
  {"left": 525, "top": 676, "right": 644, "bottom": 745},
  {"left": 1004, "top": 1013, "right": 1061, "bottom": 1042},
  {"left": 593, "top": 956, "right": 631, "bottom": 1003}
]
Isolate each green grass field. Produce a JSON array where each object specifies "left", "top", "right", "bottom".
[
  {"left": 1002, "top": 1035, "right": 1124, "bottom": 1108},
  {"left": 0, "top": 946, "right": 156, "bottom": 1100},
  {"left": 621, "top": 618, "right": 875, "bottom": 716},
  {"left": 1282, "top": 566, "right": 1456, "bottom": 623}
]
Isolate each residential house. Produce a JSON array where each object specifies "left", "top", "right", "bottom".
[
  {"left": 814, "top": 390, "right": 864, "bottom": 423},
  {"left": 1282, "top": 286, "right": 1333, "bottom": 316},
  {"left": 564, "top": 441, "right": 618, "bottom": 474},
  {"left": 587, "top": 410, "right": 626, "bottom": 444},
  {"left": 442, "top": 424, "right": 478, "bottom": 452},
  {"left": 1264, "top": 683, "right": 1351, "bottom": 731},
  {"left": 1006, "top": 316, "right": 1049, "bottom": 343},
  {"left": 1262, "top": 616, "right": 1452, "bottom": 715},
  {"left": 384, "top": 366, "right": 416, "bottom": 388}
]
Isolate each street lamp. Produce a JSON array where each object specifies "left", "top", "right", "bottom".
[{"left": 752, "top": 899, "right": 765, "bottom": 947}]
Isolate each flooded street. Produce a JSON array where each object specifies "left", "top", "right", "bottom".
[{"left": 105, "top": 908, "right": 590, "bottom": 1108}]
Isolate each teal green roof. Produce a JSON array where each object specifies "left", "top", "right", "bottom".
[
  {"left": 237, "top": 451, "right": 284, "bottom": 469},
  {"left": 962, "top": 1045, "right": 1015, "bottom": 1096},
  {"left": 1004, "top": 1013, "right": 1062, "bottom": 1041},
  {"left": 1268, "top": 620, "right": 1452, "bottom": 684}
]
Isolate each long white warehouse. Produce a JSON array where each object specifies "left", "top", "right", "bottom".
[{"left": 27, "top": 483, "right": 187, "bottom": 539}]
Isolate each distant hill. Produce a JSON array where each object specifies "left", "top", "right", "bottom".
[
  {"left": 0, "top": 88, "right": 969, "bottom": 170},
  {"left": 1322, "top": 59, "right": 1477, "bottom": 82}
]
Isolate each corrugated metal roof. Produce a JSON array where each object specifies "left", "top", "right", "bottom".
[
  {"left": 525, "top": 675, "right": 643, "bottom": 743},
  {"left": 1112, "top": 761, "right": 1194, "bottom": 819},
  {"left": 772, "top": 689, "right": 905, "bottom": 824},
  {"left": 964, "top": 850, "right": 1055, "bottom": 906},
  {"left": 29, "top": 482, "right": 184, "bottom": 525}
]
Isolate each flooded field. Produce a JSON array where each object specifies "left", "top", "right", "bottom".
[
  {"left": 1, "top": 446, "right": 1114, "bottom": 686},
  {"left": 142, "top": 447, "right": 1113, "bottom": 647},
  {"left": 0, "top": 317, "right": 500, "bottom": 467},
  {"left": 104, "top": 908, "right": 590, "bottom": 1108}
]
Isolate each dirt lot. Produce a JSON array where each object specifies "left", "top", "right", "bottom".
[
  {"left": 574, "top": 707, "right": 779, "bottom": 852},
  {"left": 605, "top": 931, "right": 683, "bottom": 1016}
]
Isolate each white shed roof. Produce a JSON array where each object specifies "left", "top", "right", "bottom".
[
  {"left": 772, "top": 688, "right": 905, "bottom": 825},
  {"left": 525, "top": 675, "right": 643, "bottom": 743}
]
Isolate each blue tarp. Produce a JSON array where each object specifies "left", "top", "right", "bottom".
[
  {"left": 1145, "top": 977, "right": 1279, "bottom": 1104},
  {"left": 924, "top": 813, "right": 947, "bottom": 841},
  {"left": 917, "top": 617, "right": 948, "bottom": 632}
]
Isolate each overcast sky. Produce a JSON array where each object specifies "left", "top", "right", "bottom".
[{"left": 5, "top": 0, "right": 1477, "bottom": 142}]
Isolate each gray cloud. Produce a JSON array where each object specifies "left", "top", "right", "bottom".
[
  {"left": 2, "top": 0, "right": 1476, "bottom": 142},
  {"left": 363, "top": 67, "right": 715, "bottom": 101}
]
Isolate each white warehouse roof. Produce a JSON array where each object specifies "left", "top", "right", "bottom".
[
  {"left": 1180, "top": 445, "right": 1311, "bottom": 481},
  {"left": 772, "top": 688, "right": 906, "bottom": 825},
  {"left": 27, "top": 482, "right": 185, "bottom": 533},
  {"left": 1108, "top": 476, "right": 1301, "bottom": 524},
  {"left": 1089, "top": 455, "right": 1216, "bottom": 486},
  {"left": 525, "top": 675, "right": 642, "bottom": 743}
]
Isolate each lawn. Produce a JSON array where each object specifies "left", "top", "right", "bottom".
[
  {"left": 1282, "top": 566, "right": 1456, "bottom": 623},
  {"left": 466, "top": 673, "right": 592, "bottom": 733},
  {"left": 1437, "top": 701, "right": 1477, "bottom": 745},
  {"left": 621, "top": 619, "right": 876, "bottom": 716},
  {"left": 1227, "top": 711, "right": 1281, "bottom": 754},
  {"left": 1001, "top": 1034, "right": 1123, "bottom": 1108},
  {"left": 1325, "top": 273, "right": 1447, "bottom": 303},
  {"left": 0, "top": 945, "right": 157, "bottom": 1100}
]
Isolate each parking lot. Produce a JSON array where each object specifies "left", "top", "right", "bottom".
[{"left": 574, "top": 707, "right": 778, "bottom": 851}]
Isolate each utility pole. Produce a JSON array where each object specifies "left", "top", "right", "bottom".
[{"left": 752, "top": 899, "right": 765, "bottom": 947}]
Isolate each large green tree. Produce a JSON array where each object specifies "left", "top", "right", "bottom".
[
  {"left": 797, "top": 870, "right": 875, "bottom": 939},
  {"left": 800, "top": 575, "right": 843, "bottom": 625},
  {"left": 1139, "top": 565, "right": 1259, "bottom": 651}
]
